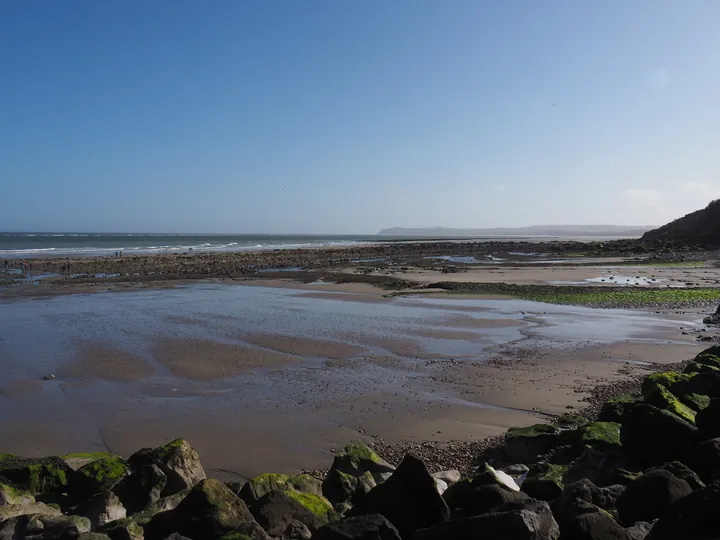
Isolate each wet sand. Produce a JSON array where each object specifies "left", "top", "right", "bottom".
[{"left": 0, "top": 281, "right": 709, "bottom": 479}]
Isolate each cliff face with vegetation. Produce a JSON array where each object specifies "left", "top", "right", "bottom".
[{"left": 642, "top": 200, "right": 720, "bottom": 246}]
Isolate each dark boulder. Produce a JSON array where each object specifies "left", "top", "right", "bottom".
[
  {"left": 696, "top": 397, "right": 720, "bottom": 439},
  {"left": 692, "top": 437, "right": 720, "bottom": 483},
  {"left": 620, "top": 405, "right": 698, "bottom": 467},
  {"left": 312, "top": 514, "right": 401, "bottom": 540},
  {"left": 645, "top": 480, "right": 720, "bottom": 540},
  {"left": 327, "top": 444, "right": 395, "bottom": 484},
  {"left": 563, "top": 446, "right": 628, "bottom": 487},
  {"left": 552, "top": 479, "right": 624, "bottom": 529},
  {"left": 73, "top": 456, "right": 130, "bottom": 500},
  {"left": 616, "top": 470, "right": 692, "bottom": 525},
  {"left": 413, "top": 499, "right": 559, "bottom": 540},
  {"left": 75, "top": 491, "right": 127, "bottom": 529},
  {"left": 624, "top": 521, "right": 655, "bottom": 540},
  {"left": 220, "top": 521, "right": 272, "bottom": 539},
  {"left": 681, "top": 392, "right": 711, "bottom": 412},
  {"left": 0, "top": 456, "right": 75, "bottom": 498},
  {"left": 114, "top": 464, "right": 167, "bottom": 514},
  {"left": 282, "top": 519, "right": 313, "bottom": 540},
  {"left": 347, "top": 454, "right": 449, "bottom": 538},
  {"left": 521, "top": 463, "right": 566, "bottom": 501},
  {"left": 563, "top": 510, "right": 630, "bottom": 540},
  {"left": 251, "top": 489, "right": 322, "bottom": 537},
  {"left": 504, "top": 424, "right": 564, "bottom": 463},
  {"left": 172, "top": 478, "right": 253, "bottom": 538},
  {"left": 598, "top": 395, "right": 641, "bottom": 424},
  {"left": 652, "top": 461, "right": 704, "bottom": 491},
  {"left": 445, "top": 483, "right": 528, "bottom": 518}
]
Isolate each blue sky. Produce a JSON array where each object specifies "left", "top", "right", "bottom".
[{"left": 2, "top": 1, "right": 719, "bottom": 233}]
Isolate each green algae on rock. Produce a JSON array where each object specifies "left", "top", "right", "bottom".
[
  {"left": 642, "top": 372, "right": 695, "bottom": 399},
  {"left": 598, "top": 394, "right": 642, "bottom": 423},
  {"left": 75, "top": 456, "right": 130, "bottom": 497},
  {"left": 505, "top": 423, "right": 563, "bottom": 462},
  {"left": 521, "top": 463, "right": 567, "bottom": 501},
  {"left": 0, "top": 456, "right": 73, "bottom": 496},
  {"left": 646, "top": 385, "right": 697, "bottom": 424},
  {"left": 682, "top": 393, "right": 711, "bottom": 412},
  {"left": 0, "top": 482, "right": 34, "bottom": 506},
  {"left": 574, "top": 422, "right": 622, "bottom": 451},
  {"left": 330, "top": 443, "right": 395, "bottom": 479}
]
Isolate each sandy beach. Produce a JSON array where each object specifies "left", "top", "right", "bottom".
[{"left": 0, "top": 265, "right": 712, "bottom": 480}]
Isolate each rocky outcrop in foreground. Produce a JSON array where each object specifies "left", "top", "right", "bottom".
[{"left": 5, "top": 347, "right": 720, "bottom": 539}]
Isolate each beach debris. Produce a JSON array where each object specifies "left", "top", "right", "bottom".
[
  {"left": 43, "top": 374, "right": 55, "bottom": 380},
  {"left": 484, "top": 463, "right": 521, "bottom": 492}
]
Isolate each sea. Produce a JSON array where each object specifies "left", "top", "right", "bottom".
[{"left": 0, "top": 232, "right": 383, "bottom": 258}]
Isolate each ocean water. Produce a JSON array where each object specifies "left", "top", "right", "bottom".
[{"left": 0, "top": 233, "right": 382, "bottom": 258}]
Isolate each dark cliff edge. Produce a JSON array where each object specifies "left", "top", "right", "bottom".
[{"left": 642, "top": 199, "right": 720, "bottom": 247}]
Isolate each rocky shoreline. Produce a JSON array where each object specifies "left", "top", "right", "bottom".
[{"left": 3, "top": 346, "right": 720, "bottom": 539}]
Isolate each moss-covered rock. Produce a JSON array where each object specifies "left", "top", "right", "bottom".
[
  {"left": 698, "top": 345, "right": 720, "bottom": 358},
  {"left": 0, "top": 456, "right": 73, "bottom": 496},
  {"left": 217, "top": 521, "right": 272, "bottom": 539},
  {"left": 151, "top": 439, "right": 206, "bottom": 496},
  {"left": 99, "top": 517, "right": 144, "bottom": 540},
  {"left": 0, "top": 482, "right": 34, "bottom": 506},
  {"left": 598, "top": 394, "right": 642, "bottom": 423},
  {"left": 322, "top": 469, "right": 357, "bottom": 507},
  {"left": 573, "top": 422, "right": 621, "bottom": 451},
  {"left": 285, "top": 490, "right": 333, "bottom": 520},
  {"left": 682, "top": 392, "right": 711, "bottom": 412},
  {"left": 62, "top": 452, "right": 121, "bottom": 471},
  {"left": 642, "top": 372, "right": 694, "bottom": 399},
  {"left": 646, "top": 385, "right": 697, "bottom": 424},
  {"left": 74, "top": 456, "right": 129, "bottom": 498},
  {"left": 173, "top": 478, "right": 253, "bottom": 538},
  {"left": 240, "top": 473, "right": 324, "bottom": 506},
  {"left": 505, "top": 423, "right": 563, "bottom": 463},
  {"left": 684, "top": 361, "right": 720, "bottom": 375},
  {"left": 329, "top": 443, "right": 395, "bottom": 482},
  {"left": 554, "top": 413, "right": 588, "bottom": 430},
  {"left": 0, "top": 501, "right": 62, "bottom": 522},
  {"left": 521, "top": 463, "right": 567, "bottom": 501}
]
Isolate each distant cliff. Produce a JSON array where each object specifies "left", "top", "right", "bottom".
[
  {"left": 377, "top": 225, "right": 654, "bottom": 238},
  {"left": 642, "top": 199, "right": 720, "bottom": 246}
]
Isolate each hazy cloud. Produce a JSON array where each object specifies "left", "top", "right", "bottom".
[{"left": 625, "top": 188, "right": 666, "bottom": 210}]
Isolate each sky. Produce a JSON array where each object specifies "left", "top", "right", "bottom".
[{"left": 2, "top": 1, "right": 720, "bottom": 234}]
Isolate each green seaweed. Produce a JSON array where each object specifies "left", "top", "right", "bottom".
[
  {"left": 682, "top": 393, "right": 711, "bottom": 412},
  {"left": 338, "top": 443, "right": 383, "bottom": 466},
  {"left": 646, "top": 385, "right": 697, "bottom": 424},
  {"left": 641, "top": 372, "right": 695, "bottom": 399},
  {"left": 517, "top": 288, "right": 720, "bottom": 309},
  {"left": 574, "top": 422, "right": 621, "bottom": 450},
  {"left": 286, "top": 490, "right": 333, "bottom": 521},
  {"left": 76, "top": 456, "right": 129, "bottom": 493}
]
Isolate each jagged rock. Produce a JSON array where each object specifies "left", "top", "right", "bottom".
[
  {"left": 114, "top": 464, "right": 167, "bottom": 514},
  {"left": 696, "top": 397, "right": 720, "bottom": 438},
  {"left": 573, "top": 422, "right": 622, "bottom": 451},
  {"left": 323, "top": 469, "right": 358, "bottom": 507},
  {"left": 145, "top": 489, "right": 189, "bottom": 514},
  {"left": 0, "top": 456, "right": 74, "bottom": 497},
  {"left": 62, "top": 452, "right": 121, "bottom": 471},
  {"left": 641, "top": 372, "right": 694, "bottom": 399},
  {"left": 327, "top": 444, "right": 395, "bottom": 484},
  {"left": 598, "top": 395, "right": 642, "bottom": 423},
  {"left": 218, "top": 521, "right": 271, "bottom": 539},
  {"left": 563, "top": 510, "right": 630, "bottom": 540},
  {"left": 76, "top": 491, "right": 127, "bottom": 529},
  {"left": 505, "top": 424, "right": 564, "bottom": 463},
  {"left": 74, "top": 456, "right": 130, "bottom": 500},
  {"left": 563, "top": 446, "right": 628, "bottom": 487},
  {"left": 616, "top": 470, "right": 692, "bottom": 525},
  {"left": 251, "top": 490, "right": 322, "bottom": 537},
  {"left": 625, "top": 521, "right": 655, "bottom": 540},
  {"left": 0, "top": 502, "right": 62, "bottom": 521},
  {"left": 414, "top": 499, "right": 559, "bottom": 540},
  {"left": 172, "top": 478, "right": 253, "bottom": 538},
  {"left": 347, "top": 454, "right": 449, "bottom": 538},
  {"left": 431, "top": 470, "right": 460, "bottom": 486},
  {"left": 240, "top": 473, "right": 323, "bottom": 506},
  {"left": 645, "top": 480, "right": 720, "bottom": 539},
  {"left": 620, "top": 404, "right": 698, "bottom": 466},
  {"left": 0, "top": 482, "right": 34, "bottom": 506},
  {"left": 692, "top": 437, "right": 720, "bottom": 482},
  {"left": 128, "top": 440, "right": 205, "bottom": 498},
  {"left": 99, "top": 518, "right": 144, "bottom": 540},
  {"left": 503, "top": 464, "right": 530, "bottom": 476},
  {"left": 681, "top": 392, "right": 711, "bottom": 412},
  {"left": 652, "top": 461, "right": 704, "bottom": 491},
  {"left": 313, "top": 513, "right": 401, "bottom": 540},
  {"left": 552, "top": 479, "right": 624, "bottom": 529},
  {"left": 282, "top": 519, "right": 312, "bottom": 540},
  {"left": 445, "top": 483, "right": 528, "bottom": 518},
  {"left": 521, "top": 463, "right": 567, "bottom": 501},
  {"left": 0, "top": 513, "right": 91, "bottom": 539},
  {"left": 646, "top": 386, "right": 696, "bottom": 424}
]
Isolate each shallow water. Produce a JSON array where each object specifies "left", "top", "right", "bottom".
[{"left": 0, "top": 283, "right": 691, "bottom": 473}]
